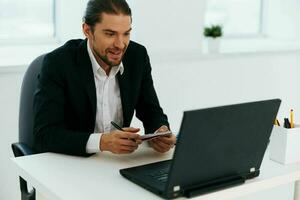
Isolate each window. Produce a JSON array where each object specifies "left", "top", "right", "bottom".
[
  {"left": 205, "top": 0, "right": 263, "bottom": 37},
  {"left": 0, "top": 0, "right": 55, "bottom": 43}
]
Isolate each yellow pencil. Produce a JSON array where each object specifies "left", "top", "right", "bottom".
[
  {"left": 290, "top": 109, "right": 295, "bottom": 128},
  {"left": 274, "top": 118, "right": 279, "bottom": 126}
]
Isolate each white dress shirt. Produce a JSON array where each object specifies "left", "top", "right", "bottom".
[{"left": 85, "top": 41, "right": 124, "bottom": 153}]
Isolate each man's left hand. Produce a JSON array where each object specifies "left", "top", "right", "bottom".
[{"left": 148, "top": 125, "right": 176, "bottom": 153}]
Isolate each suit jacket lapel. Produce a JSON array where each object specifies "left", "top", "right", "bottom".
[
  {"left": 76, "top": 39, "right": 97, "bottom": 119},
  {"left": 118, "top": 56, "right": 132, "bottom": 127}
]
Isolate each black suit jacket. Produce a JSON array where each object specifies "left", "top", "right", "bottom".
[{"left": 33, "top": 39, "right": 169, "bottom": 156}]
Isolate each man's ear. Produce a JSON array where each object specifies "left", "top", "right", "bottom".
[{"left": 82, "top": 23, "right": 92, "bottom": 38}]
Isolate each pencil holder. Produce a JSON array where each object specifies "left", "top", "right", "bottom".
[{"left": 269, "top": 124, "right": 300, "bottom": 164}]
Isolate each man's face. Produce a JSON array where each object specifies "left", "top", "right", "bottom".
[{"left": 83, "top": 13, "right": 131, "bottom": 67}]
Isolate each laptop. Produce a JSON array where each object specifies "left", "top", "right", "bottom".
[{"left": 120, "top": 99, "right": 281, "bottom": 199}]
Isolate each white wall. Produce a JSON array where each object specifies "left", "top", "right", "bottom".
[
  {"left": 55, "top": 0, "right": 88, "bottom": 42},
  {"left": 150, "top": 51, "right": 300, "bottom": 133},
  {"left": 128, "top": 0, "right": 205, "bottom": 54},
  {"left": 0, "top": 72, "right": 23, "bottom": 200}
]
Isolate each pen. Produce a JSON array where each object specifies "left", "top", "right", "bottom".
[
  {"left": 284, "top": 118, "right": 291, "bottom": 129},
  {"left": 111, "top": 121, "right": 136, "bottom": 142},
  {"left": 111, "top": 121, "right": 125, "bottom": 131},
  {"left": 290, "top": 109, "right": 295, "bottom": 128}
]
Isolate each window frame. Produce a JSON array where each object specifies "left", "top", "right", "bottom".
[
  {"left": 0, "top": 0, "right": 58, "bottom": 46},
  {"left": 205, "top": 0, "right": 266, "bottom": 39}
]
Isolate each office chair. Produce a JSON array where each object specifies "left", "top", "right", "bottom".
[{"left": 11, "top": 54, "right": 45, "bottom": 200}]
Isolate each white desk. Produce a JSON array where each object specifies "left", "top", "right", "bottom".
[{"left": 11, "top": 145, "right": 300, "bottom": 200}]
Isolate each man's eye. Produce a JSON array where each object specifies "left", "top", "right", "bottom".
[
  {"left": 105, "top": 33, "right": 114, "bottom": 37},
  {"left": 124, "top": 32, "right": 131, "bottom": 36}
]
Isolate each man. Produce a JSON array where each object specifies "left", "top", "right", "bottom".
[{"left": 33, "top": 0, "right": 176, "bottom": 157}]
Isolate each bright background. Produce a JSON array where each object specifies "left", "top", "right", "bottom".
[{"left": 1, "top": 0, "right": 300, "bottom": 199}]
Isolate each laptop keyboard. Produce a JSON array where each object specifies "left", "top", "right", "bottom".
[{"left": 148, "top": 167, "right": 169, "bottom": 183}]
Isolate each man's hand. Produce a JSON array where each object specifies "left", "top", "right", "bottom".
[
  {"left": 149, "top": 125, "right": 176, "bottom": 153},
  {"left": 100, "top": 127, "right": 142, "bottom": 154}
]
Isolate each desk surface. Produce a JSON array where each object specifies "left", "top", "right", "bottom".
[{"left": 11, "top": 145, "right": 300, "bottom": 200}]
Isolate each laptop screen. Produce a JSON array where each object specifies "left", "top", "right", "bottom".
[{"left": 165, "top": 99, "right": 281, "bottom": 197}]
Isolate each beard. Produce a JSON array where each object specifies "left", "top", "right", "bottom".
[{"left": 93, "top": 45, "right": 127, "bottom": 67}]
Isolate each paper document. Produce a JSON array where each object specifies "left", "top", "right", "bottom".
[{"left": 141, "top": 131, "right": 172, "bottom": 141}]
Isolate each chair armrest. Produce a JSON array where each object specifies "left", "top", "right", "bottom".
[{"left": 11, "top": 143, "right": 36, "bottom": 157}]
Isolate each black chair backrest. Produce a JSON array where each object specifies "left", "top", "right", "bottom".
[{"left": 19, "top": 54, "right": 45, "bottom": 148}]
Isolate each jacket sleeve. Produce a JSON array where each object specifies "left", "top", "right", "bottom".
[
  {"left": 33, "top": 53, "right": 92, "bottom": 156},
  {"left": 135, "top": 49, "right": 169, "bottom": 134}
]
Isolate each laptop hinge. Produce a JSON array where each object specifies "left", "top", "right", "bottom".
[{"left": 182, "top": 175, "right": 245, "bottom": 198}]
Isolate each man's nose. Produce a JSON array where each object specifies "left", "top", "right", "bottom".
[{"left": 114, "top": 36, "right": 125, "bottom": 49}]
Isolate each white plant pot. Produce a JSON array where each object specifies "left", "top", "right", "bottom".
[{"left": 206, "top": 37, "right": 221, "bottom": 53}]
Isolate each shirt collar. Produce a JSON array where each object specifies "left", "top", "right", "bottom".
[{"left": 87, "top": 40, "right": 124, "bottom": 77}]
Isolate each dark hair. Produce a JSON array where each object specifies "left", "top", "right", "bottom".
[{"left": 83, "top": 0, "right": 132, "bottom": 29}]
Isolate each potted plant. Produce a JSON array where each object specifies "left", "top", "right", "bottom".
[{"left": 204, "top": 25, "right": 223, "bottom": 53}]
